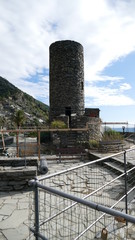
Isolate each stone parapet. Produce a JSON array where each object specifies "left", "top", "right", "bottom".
[
  {"left": 0, "top": 158, "right": 38, "bottom": 167},
  {"left": 0, "top": 158, "right": 38, "bottom": 191},
  {"left": 88, "top": 117, "right": 102, "bottom": 141}
]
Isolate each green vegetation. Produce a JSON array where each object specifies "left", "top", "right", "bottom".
[
  {"left": 27, "top": 132, "right": 38, "bottom": 138},
  {"left": 0, "top": 76, "right": 49, "bottom": 128},
  {"left": 102, "top": 128, "right": 123, "bottom": 141},
  {"left": 0, "top": 76, "right": 19, "bottom": 99},
  {"left": 0, "top": 116, "right": 5, "bottom": 126},
  {"left": 14, "top": 110, "right": 25, "bottom": 128},
  {"left": 50, "top": 120, "right": 67, "bottom": 129},
  {"left": 89, "top": 139, "right": 99, "bottom": 148}
]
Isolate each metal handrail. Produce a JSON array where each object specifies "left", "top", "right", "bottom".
[
  {"left": 32, "top": 181, "right": 135, "bottom": 224},
  {"left": 38, "top": 166, "right": 135, "bottom": 227},
  {"left": 38, "top": 146, "right": 135, "bottom": 181},
  {"left": 29, "top": 146, "right": 135, "bottom": 239},
  {"left": 74, "top": 185, "right": 135, "bottom": 240}
]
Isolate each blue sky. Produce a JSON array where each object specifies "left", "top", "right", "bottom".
[
  {"left": 0, "top": 0, "right": 135, "bottom": 125},
  {"left": 94, "top": 52, "right": 135, "bottom": 123}
]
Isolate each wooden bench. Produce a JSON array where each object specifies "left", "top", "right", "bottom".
[{"left": 99, "top": 140, "right": 124, "bottom": 152}]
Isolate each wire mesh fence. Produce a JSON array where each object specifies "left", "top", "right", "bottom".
[
  {"left": 1, "top": 128, "right": 135, "bottom": 238},
  {"left": 0, "top": 132, "right": 38, "bottom": 158},
  {"left": 0, "top": 126, "right": 134, "bottom": 159},
  {"left": 29, "top": 148, "right": 135, "bottom": 240}
]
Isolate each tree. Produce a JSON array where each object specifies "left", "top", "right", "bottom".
[{"left": 14, "top": 110, "right": 25, "bottom": 128}]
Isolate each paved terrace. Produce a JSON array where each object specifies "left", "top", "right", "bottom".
[{"left": 0, "top": 148, "right": 135, "bottom": 239}]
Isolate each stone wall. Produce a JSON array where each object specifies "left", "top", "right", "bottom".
[
  {"left": 52, "top": 130, "right": 89, "bottom": 148},
  {"left": 50, "top": 117, "right": 101, "bottom": 148},
  {"left": 88, "top": 117, "right": 102, "bottom": 141},
  {"left": 0, "top": 158, "right": 38, "bottom": 191}
]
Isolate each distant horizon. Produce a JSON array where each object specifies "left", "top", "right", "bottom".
[{"left": 103, "top": 126, "right": 135, "bottom": 133}]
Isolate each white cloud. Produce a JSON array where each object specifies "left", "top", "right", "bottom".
[
  {"left": 120, "top": 83, "right": 131, "bottom": 91},
  {"left": 87, "top": 75, "right": 124, "bottom": 82},
  {"left": 17, "top": 76, "right": 49, "bottom": 104},
  {"left": 85, "top": 83, "right": 135, "bottom": 106},
  {"left": 0, "top": 0, "right": 135, "bottom": 106}
]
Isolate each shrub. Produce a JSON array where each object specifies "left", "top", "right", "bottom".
[
  {"left": 102, "top": 128, "right": 123, "bottom": 141},
  {"left": 27, "top": 132, "right": 37, "bottom": 138},
  {"left": 89, "top": 140, "right": 99, "bottom": 148},
  {"left": 50, "top": 120, "right": 67, "bottom": 129}
]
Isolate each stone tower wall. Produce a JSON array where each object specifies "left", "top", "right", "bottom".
[{"left": 49, "top": 40, "right": 84, "bottom": 122}]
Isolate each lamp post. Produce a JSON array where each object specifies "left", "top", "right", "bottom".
[{"left": 122, "top": 126, "right": 125, "bottom": 134}]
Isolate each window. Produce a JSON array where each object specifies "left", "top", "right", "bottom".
[{"left": 81, "top": 82, "right": 84, "bottom": 90}]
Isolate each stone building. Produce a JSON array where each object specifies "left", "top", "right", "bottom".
[
  {"left": 49, "top": 40, "right": 101, "bottom": 146},
  {"left": 49, "top": 40, "right": 84, "bottom": 126}
]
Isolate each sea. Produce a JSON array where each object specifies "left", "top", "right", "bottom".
[{"left": 112, "top": 128, "right": 135, "bottom": 133}]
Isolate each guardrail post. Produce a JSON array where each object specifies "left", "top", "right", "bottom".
[
  {"left": 59, "top": 152, "right": 61, "bottom": 163},
  {"left": 34, "top": 178, "right": 40, "bottom": 240},
  {"left": 81, "top": 152, "right": 83, "bottom": 161},
  {"left": 124, "top": 151, "right": 128, "bottom": 226},
  {"left": 38, "top": 130, "right": 41, "bottom": 161}
]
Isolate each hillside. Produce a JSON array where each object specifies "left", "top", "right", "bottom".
[{"left": 0, "top": 76, "right": 49, "bottom": 128}]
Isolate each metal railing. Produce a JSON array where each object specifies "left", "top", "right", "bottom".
[{"left": 29, "top": 147, "right": 135, "bottom": 239}]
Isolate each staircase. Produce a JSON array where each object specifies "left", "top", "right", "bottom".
[
  {"left": 103, "top": 157, "right": 133, "bottom": 174},
  {"left": 67, "top": 131, "right": 78, "bottom": 147}
]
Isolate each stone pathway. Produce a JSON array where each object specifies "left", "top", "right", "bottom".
[
  {"left": 0, "top": 160, "right": 84, "bottom": 240},
  {"left": 0, "top": 148, "right": 135, "bottom": 240},
  {"left": 0, "top": 191, "right": 30, "bottom": 240}
]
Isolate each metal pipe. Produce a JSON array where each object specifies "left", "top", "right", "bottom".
[
  {"left": 36, "top": 182, "right": 135, "bottom": 224},
  {"left": 24, "top": 133, "right": 27, "bottom": 168},
  {"left": 34, "top": 179, "right": 40, "bottom": 240},
  {"left": 30, "top": 227, "right": 48, "bottom": 240},
  {"left": 37, "top": 167, "right": 135, "bottom": 228},
  {"left": 16, "top": 132, "right": 19, "bottom": 157},
  {"left": 37, "top": 152, "right": 124, "bottom": 181},
  {"left": 74, "top": 186, "right": 135, "bottom": 240},
  {"left": 124, "top": 151, "right": 128, "bottom": 213},
  {"left": 38, "top": 148, "right": 135, "bottom": 181},
  {"left": 38, "top": 130, "right": 40, "bottom": 161},
  {"left": 124, "top": 151, "right": 128, "bottom": 226},
  {"left": 38, "top": 170, "right": 125, "bottom": 226}
]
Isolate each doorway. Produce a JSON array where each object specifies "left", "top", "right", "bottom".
[{"left": 65, "top": 107, "right": 71, "bottom": 128}]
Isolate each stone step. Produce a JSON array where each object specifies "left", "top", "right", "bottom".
[
  {"left": 104, "top": 160, "right": 131, "bottom": 174},
  {"left": 0, "top": 166, "right": 37, "bottom": 179},
  {"left": 103, "top": 161, "right": 135, "bottom": 186},
  {"left": 111, "top": 157, "right": 133, "bottom": 167},
  {"left": 103, "top": 162, "right": 124, "bottom": 174}
]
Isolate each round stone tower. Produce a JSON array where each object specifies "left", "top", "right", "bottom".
[{"left": 49, "top": 40, "right": 85, "bottom": 124}]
